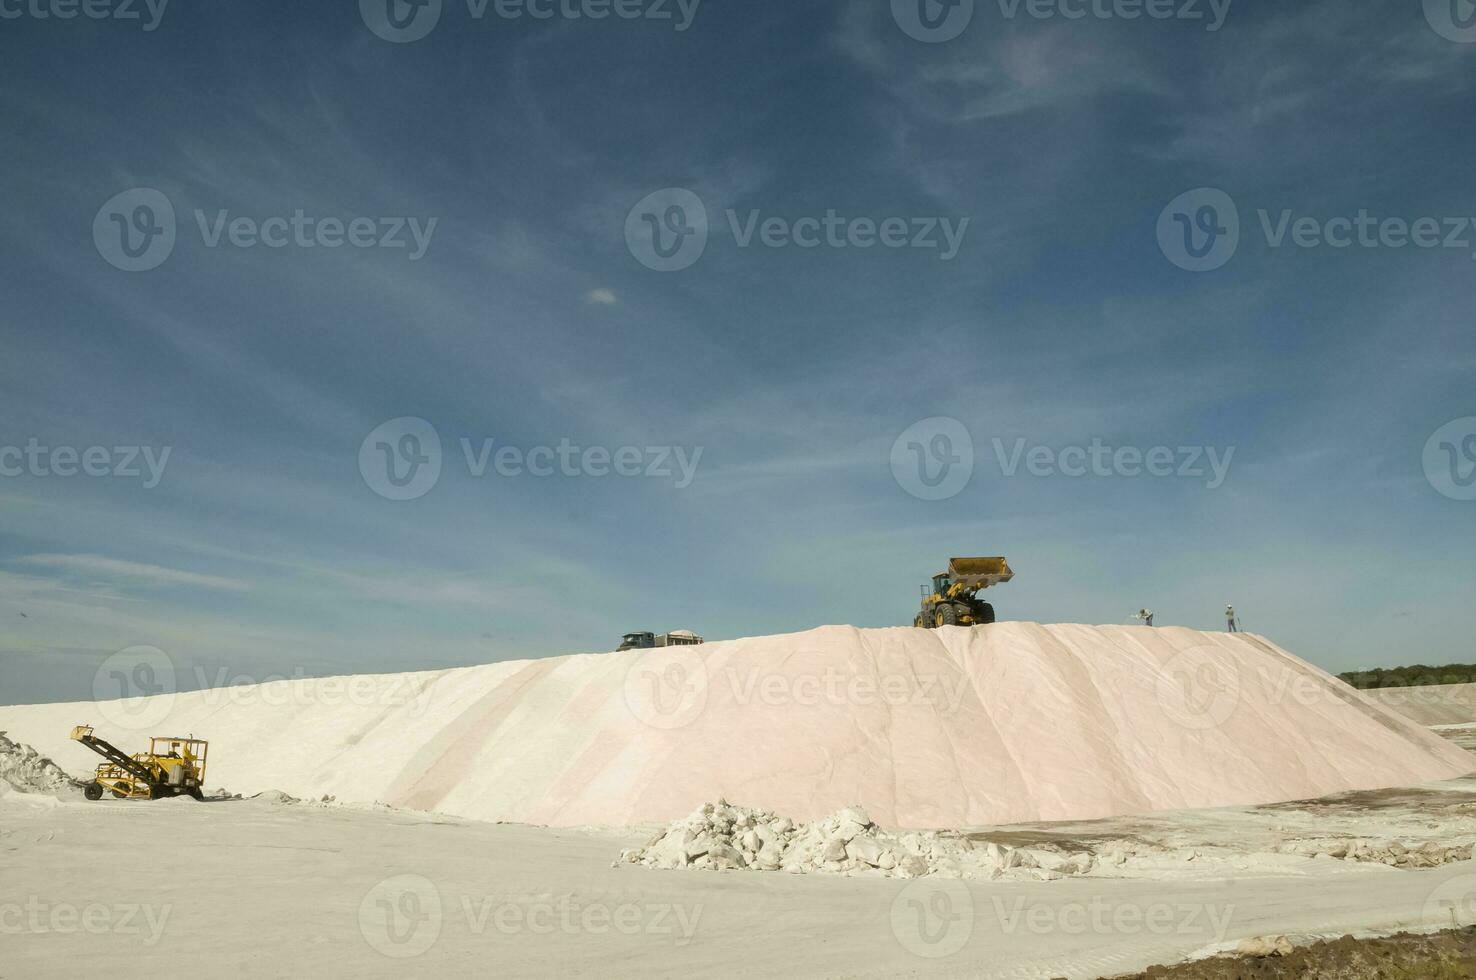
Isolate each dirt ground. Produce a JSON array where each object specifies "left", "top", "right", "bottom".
[
  {"left": 1117, "top": 926, "right": 1476, "bottom": 979},
  {"left": 1439, "top": 725, "right": 1476, "bottom": 753}
]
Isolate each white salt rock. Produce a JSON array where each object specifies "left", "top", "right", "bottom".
[
  {"left": 709, "top": 842, "right": 747, "bottom": 869},
  {"left": 846, "top": 837, "right": 884, "bottom": 867}
]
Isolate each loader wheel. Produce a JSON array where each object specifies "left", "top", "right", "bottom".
[
  {"left": 186, "top": 788, "right": 204, "bottom": 801},
  {"left": 975, "top": 601, "right": 996, "bottom": 625},
  {"left": 111, "top": 787, "right": 130, "bottom": 799},
  {"left": 83, "top": 782, "right": 104, "bottom": 801},
  {"left": 935, "top": 604, "right": 959, "bottom": 628}
]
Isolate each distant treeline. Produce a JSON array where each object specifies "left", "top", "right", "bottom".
[{"left": 1338, "top": 664, "right": 1476, "bottom": 690}]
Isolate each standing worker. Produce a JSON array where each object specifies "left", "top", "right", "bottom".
[
  {"left": 1133, "top": 608, "right": 1155, "bottom": 627},
  {"left": 1226, "top": 605, "right": 1239, "bottom": 633}
]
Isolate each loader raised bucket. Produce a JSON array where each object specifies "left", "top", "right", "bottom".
[{"left": 947, "top": 557, "right": 1014, "bottom": 591}]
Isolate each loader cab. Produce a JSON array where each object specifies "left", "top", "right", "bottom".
[
  {"left": 932, "top": 573, "right": 952, "bottom": 596},
  {"left": 618, "top": 631, "right": 657, "bottom": 651},
  {"left": 151, "top": 736, "right": 205, "bottom": 764},
  {"left": 149, "top": 736, "right": 208, "bottom": 790}
]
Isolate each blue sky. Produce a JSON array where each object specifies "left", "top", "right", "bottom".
[{"left": 2, "top": 0, "right": 1474, "bottom": 704}]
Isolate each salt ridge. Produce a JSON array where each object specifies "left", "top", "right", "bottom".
[{"left": 0, "top": 624, "right": 1468, "bottom": 827}]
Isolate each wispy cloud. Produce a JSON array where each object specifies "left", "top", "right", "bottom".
[{"left": 17, "top": 555, "right": 253, "bottom": 593}]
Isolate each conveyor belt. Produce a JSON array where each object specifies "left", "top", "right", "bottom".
[{"left": 74, "top": 732, "right": 158, "bottom": 785}]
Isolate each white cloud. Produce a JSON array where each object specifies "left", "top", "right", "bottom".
[
  {"left": 586, "top": 288, "right": 619, "bottom": 305},
  {"left": 18, "top": 554, "right": 253, "bottom": 593}
]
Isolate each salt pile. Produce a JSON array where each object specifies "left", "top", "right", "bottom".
[
  {"left": 0, "top": 624, "right": 1469, "bottom": 827},
  {"left": 618, "top": 799, "right": 1091, "bottom": 879},
  {"left": 618, "top": 801, "right": 1476, "bottom": 880},
  {"left": 0, "top": 731, "right": 80, "bottom": 795},
  {"left": 1365, "top": 682, "right": 1476, "bottom": 727},
  {"left": 1275, "top": 838, "right": 1474, "bottom": 869}
]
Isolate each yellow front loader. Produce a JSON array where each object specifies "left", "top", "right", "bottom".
[
  {"left": 70, "top": 725, "right": 208, "bottom": 801},
  {"left": 914, "top": 556, "right": 1014, "bottom": 629}
]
